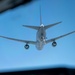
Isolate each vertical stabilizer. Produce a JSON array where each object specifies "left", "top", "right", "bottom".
[{"left": 40, "top": 5, "right": 43, "bottom": 25}]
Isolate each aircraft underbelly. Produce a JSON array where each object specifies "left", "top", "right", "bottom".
[{"left": 36, "top": 41, "right": 44, "bottom": 50}]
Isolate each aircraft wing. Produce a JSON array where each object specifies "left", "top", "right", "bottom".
[
  {"left": 44, "top": 21, "right": 62, "bottom": 30},
  {"left": 0, "top": 36, "right": 36, "bottom": 44},
  {"left": 46, "top": 31, "right": 75, "bottom": 44}
]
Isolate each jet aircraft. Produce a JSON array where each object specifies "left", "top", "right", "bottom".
[{"left": 0, "top": 9, "right": 75, "bottom": 50}]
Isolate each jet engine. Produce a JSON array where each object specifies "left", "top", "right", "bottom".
[
  {"left": 24, "top": 44, "right": 29, "bottom": 49},
  {"left": 52, "top": 41, "right": 57, "bottom": 47}
]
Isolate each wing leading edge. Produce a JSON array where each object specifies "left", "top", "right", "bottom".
[
  {"left": 46, "top": 31, "right": 75, "bottom": 44},
  {"left": 0, "top": 36, "right": 36, "bottom": 45}
]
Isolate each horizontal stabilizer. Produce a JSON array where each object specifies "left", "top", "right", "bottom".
[
  {"left": 44, "top": 21, "right": 62, "bottom": 30},
  {"left": 23, "top": 25, "right": 40, "bottom": 30}
]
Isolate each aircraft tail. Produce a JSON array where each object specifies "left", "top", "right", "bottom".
[
  {"left": 44, "top": 21, "right": 62, "bottom": 30},
  {"left": 40, "top": 6, "right": 42, "bottom": 25},
  {"left": 22, "top": 25, "right": 39, "bottom": 30},
  {"left": 22, "top": 6, "right": 43, "bottom": 30}
]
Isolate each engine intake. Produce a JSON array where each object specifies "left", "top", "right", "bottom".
[
  {"left": 24, "top": 44, "right": 29, "bottom": 49},
  {"left": 52, "top": 41, "right": 57, "bottom": 47}
]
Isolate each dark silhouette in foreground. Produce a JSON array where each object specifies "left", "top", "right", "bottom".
[{"left": 0, "top": 67, "right": 75, "bottom": 75}]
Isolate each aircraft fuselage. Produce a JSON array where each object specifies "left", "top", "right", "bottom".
[{"left": 36, "top": 25, "right": 46, "bottom": 50}]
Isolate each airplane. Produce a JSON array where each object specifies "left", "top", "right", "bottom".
[{"left": 0, "top": 9, "right": 75, "bottom": 50}]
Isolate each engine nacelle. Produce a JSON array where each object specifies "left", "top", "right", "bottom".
[
  {"left": 24, "top": 44, "right": 29, "bottom": 49},
  {"left": 52, "top": 41, "right": 57, "bottom": 47}
]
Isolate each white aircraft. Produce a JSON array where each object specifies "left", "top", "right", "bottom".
[{"left": 0, "top": 9, "right": 75, "bottom": 50}]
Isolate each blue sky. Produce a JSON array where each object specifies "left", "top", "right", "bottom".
[{"left": 0, "top": 0, "right": 75, "bottom": 72}]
